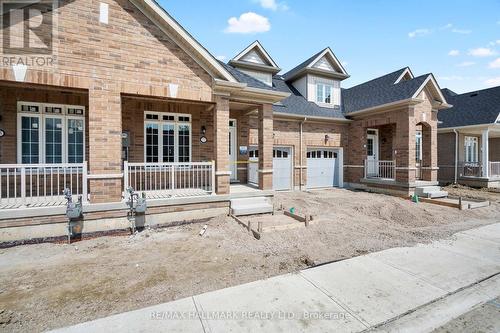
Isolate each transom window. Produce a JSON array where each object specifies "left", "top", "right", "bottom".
[
  {"left": 316, "top": 83, "right": 333, "bottom": 104},
  {"left": 17, "top": 102, "right": 85, "bottom": 164},
  {"left": 464, "top": 136, "right": 478, "bottom": 163},
  {"left": 144, "top": 112, "right": 191, "bottom": 163}
]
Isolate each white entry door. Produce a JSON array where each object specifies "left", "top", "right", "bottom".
[
  {"left": 273, "top": 147, "right": 292, "bottom": 191},
  {"left": 366, "top": 129, "right": 379, "bottom": 177},
  {"left": 229, "top": 119, "right": 237, "bottom": 181},
  {"left": 307, "top": 149, "right": 339, "bottom": 188},
  {"left": 248, "top": 146, "right": 259, "bottom": 185}
]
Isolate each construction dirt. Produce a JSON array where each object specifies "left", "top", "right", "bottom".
[{"left": 1, "top": 188, "right": 499, "bottom": 332}]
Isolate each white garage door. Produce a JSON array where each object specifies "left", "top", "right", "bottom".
[
  {"left": 307, "top": 149, "right": 339, "bottom": 189},
  {"left": 273, "top": 147, "right": 292, "bottom": 191}
]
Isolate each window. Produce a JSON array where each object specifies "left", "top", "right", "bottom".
[
  {"left": 144, "top": 112, "right": 191, "bottom": 163},
  {"left": 415, "top": 131, "right": 422, "bottom": 163},
  {"left": 20, "top": 116, "right": 40, "bottom": 164},
  {"left": 464, "top": 136, "right": 478, "bottom": 163},
  {"left": 17, "top": 102, "right": 85, "bottom": 164},
  {"left": 316, "top": 83, "right": 334, "bottom": 104},
  {"left": 367, "top": 138, "right": 374, "bottom": 156}
]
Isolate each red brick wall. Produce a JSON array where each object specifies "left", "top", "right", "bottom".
[
  {"left": 246, "top": 116, "right": 349, "bottom": 188},
  {"left": 437, "top": 132, "right": 457, "bottom": 183}
]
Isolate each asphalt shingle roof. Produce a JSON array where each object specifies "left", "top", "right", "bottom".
[
  {"left": 438, "top": 86, "right": 500, "bottom": 128},
  {"left": 272, "top": 76, "right": 347, "bottom": 119},
  {"left": 219, "top": 61, "right": 276, "bottom": 91},
  {"left": 342, "top": 68, "right": 430, "bottom": 114},
  {"left": 282, "top": 49, "right": 325, "bottom": 81}
]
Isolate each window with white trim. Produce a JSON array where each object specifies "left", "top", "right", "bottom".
[
  {"left": 316, "top": 83, "right": 333, "bottom": 104},
  {"left": 144, "top": 112, "right": 191, "bottom": 163},
  {"left": 464, "top": 136, "right": 478, "bottom": 163},
  {"left": 415, "top": 131, "right": 422, "bottom": 163},
  {"left": 17, "top": 102, "right": 86, "bottom": 164}
]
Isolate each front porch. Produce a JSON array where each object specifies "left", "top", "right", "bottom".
[
  {"left": 359, "top": 120, "right": 438, "bottom": 190},
  {"left": 455, "top": 126, "right": 500, "bottom": 188},
  {"left": 0, "top": 83, "right": 275, "bottom": 212}
]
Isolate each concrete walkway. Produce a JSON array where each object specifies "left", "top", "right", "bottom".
[{"left": 52, "top": 223, "right": 500, "bottom": 333}]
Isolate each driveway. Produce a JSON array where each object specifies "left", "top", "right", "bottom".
[{"left": 51, "top": 223, "right": 500, "bottom": 333}]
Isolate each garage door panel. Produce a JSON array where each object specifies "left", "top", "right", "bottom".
[
  {"left": 273, "top": 147, "right": 292, "bottom": 191},
  {"left": 307, "top": 149, "right": 339, "bottom": 189}
]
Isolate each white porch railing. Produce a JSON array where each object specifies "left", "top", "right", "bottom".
[
  {"left": 364, "top": 160, "right": 396, "bottom": 180},
  {"left": 0, "top": 162, "right": 88, "bottom": 209},
  {"left": 124, "top": 161, "right": 215, "bottom": 199},
  {"left": 490, "top": 161, "right": 500, "bottom": 177},
  {"left": 460, "top": 162, "right": 482, "bottom": 178}
]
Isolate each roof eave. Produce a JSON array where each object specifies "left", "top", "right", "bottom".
[
  {"left": 345, "top": 98, "right": 422, "bottom": 117},
  {"left": 438, "top": 123, "right": 500, "bottom": 132},
  {"left": 228, "top": 60, "right": 281, "bottom": 74},
  {"left": 273, "top": 112, "right": 352, "bottom": 122},
  {"left": 284, "top": 68, "right": 350, "bottom": 82},
  {"left": 214, "top": 79, "right": 290, "bottom": 104}
]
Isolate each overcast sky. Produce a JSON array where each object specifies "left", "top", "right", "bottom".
[{"left": 160, "top": 0, "right": 500, "bottom": 93}]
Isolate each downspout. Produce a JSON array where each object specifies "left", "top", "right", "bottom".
[
  {"left": 453, "top": 129, "right": 459, "bottom": 184},
  {"left": 300, "top": 118, "right": 307, "bottom": 191}
]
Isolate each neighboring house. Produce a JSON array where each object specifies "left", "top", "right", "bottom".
[
  {"left": 437, "top": 87, "right": 500, "bottom": 188},
  {"left": 0, "top": 0, "right": 450, "bottom": 237}
]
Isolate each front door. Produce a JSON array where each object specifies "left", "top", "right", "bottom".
[
  {"left": 229, "top": 119, "right": 237, "bottom": 181},
  {"left": 415, "top": 130, "right": 423, "bottom": 180},
  {"left": 366, "top": 129, "right": 379, "bottom": 177},
  {"left": 248, "top": 146, "right": 259, "bottom": 185}
]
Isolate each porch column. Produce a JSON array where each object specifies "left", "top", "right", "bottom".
[
  {"left": 482, "top": 128, "right": 489, "bottom": 178},
  {"left": 394, "top": 110, "right": 414, "bottom": 184},
  {"left": 88, "top": 81, "right": 123, "bottom": 203},
  {"left": 213, "top": 96, "right": 230, "bottom": 194},
  {"left": 422, "top": 123, "right": 438, "bottom": 182},
  {"left": 258, "top": 104, "right": 273, "bottom": 190}
]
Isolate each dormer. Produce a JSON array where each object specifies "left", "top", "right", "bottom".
[
  {"left": 229, "top": 41, "right": 281, "bottom": 87},
  {"left": 283, "top": 48, "right": 349, "bottom": 108}
]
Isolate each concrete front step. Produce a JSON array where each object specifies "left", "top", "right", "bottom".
[
  {"left": 230, "top": 197, "right": 273, "bottom": 216},
  {"left": 415, "top": 186, "right": 448, "bottom": 199}
]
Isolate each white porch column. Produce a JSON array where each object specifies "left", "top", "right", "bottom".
[{"left": 482, "top": 128, "right": 489, "bottom": 178}]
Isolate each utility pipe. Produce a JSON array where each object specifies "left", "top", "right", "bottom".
[
  {"left": 299, "top": 118, "right": 307, "bottom": 191},
  {"left": 453, "top": 129, "right": 459, "bottom": 184}
]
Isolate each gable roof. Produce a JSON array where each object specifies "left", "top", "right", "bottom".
[
  {"left": 219, "top": 61, "right": 276, "bottom": 91},
  {"left": 230, "top": 40, "right": 280, "bottom": 69},
  {"left": 283, "top": 47, "right": 349, "bottom": 82},
  {"left": 272, "top": 76, "right": 347, "bottom": 119},
  {"left": 342, "top": 68, "right": 448, "bottom": 114},
  {"left": 438, "top": 86, "right": 500, "bottom": 129},
  {"left": 131, "top": 0, "right": 236, "bottom": 82}
]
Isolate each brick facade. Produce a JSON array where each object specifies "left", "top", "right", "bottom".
[{"left": 0, "top": 0, "right": 444, "bottom": 206}]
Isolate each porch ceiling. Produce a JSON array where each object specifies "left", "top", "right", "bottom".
[
  {"left": 121, "top": 93, "right": 215, "bottom": 109},
  {"left": 229, "top": 101, "right": 260, "bottom": 113}
]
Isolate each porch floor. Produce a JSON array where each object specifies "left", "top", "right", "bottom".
[
  {"left": 0, "top": 196, "right": 68, "bottom": 210},
  {"left": 141, "top": 189, "right": 211, "bottom": 200}
]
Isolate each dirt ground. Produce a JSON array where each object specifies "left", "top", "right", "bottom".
[
  {"left": 1, "top": 188, "right": 499, "bottom": 332},
  {"left": 443, "top": 184, "right": 500, "bottom": 203}
]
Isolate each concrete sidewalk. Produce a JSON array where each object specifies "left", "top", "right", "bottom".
[{"left": 52, "top": 223, "right": 500, "bottom": 333}]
